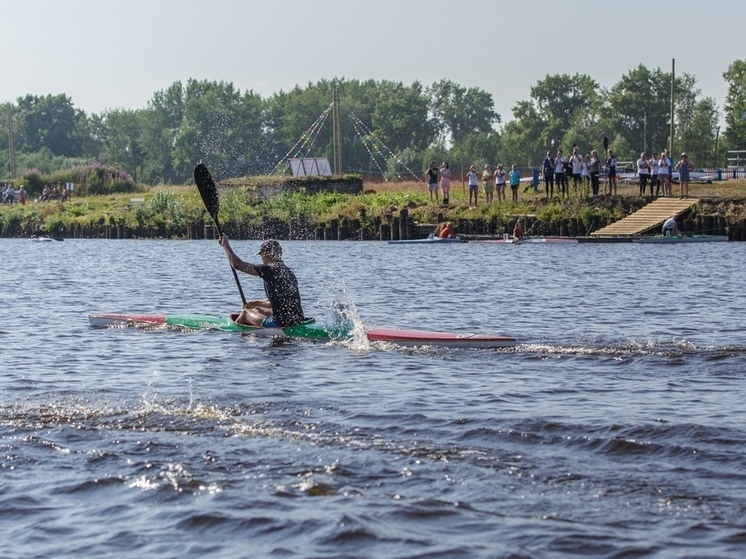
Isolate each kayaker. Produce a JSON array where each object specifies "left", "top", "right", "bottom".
[
  {"left": 438, "top": 222, "right": 453, "bottom": 239},
  {"left": 661, "top": 216, "right": 680, "bottom": 237},
  {"left": 513, "top": 219, "right": 525, "bottom": 240},
  {"left": 218, "top": 236, "right": 307, "bottom": 328}
]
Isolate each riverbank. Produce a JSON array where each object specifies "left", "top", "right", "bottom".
[{"left": 2, "top": 179, "right": 746, "bottom": 240}]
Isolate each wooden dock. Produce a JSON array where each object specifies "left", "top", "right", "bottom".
[{"left": 592, "top": 198, "right": 699, "bottom": 237}]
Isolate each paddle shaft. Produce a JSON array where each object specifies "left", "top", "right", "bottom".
[{"left": 194, "top": 164, "right": 247, "bottom": 305}]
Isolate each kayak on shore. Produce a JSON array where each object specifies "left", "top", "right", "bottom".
[{"left": 88, "top": 313, "right": 517, "bottom": 349}]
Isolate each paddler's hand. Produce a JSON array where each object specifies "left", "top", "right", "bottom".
[{"left": 218, "top": 234, "right": 230, "bottom": 249}]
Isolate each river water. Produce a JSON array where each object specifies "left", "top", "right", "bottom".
[{"left": 1, "top": 238, "right": 745, "bottom": 558}]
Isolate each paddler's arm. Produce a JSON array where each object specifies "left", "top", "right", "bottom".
[{"left": 219, "top": 234, "right": 259, "bottom": 276}]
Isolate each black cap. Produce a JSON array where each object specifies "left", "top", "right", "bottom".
[{"left": 256, "top": 239, "right": 282, "bottom": 257}]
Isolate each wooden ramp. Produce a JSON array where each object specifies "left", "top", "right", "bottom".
[{"left": 592, "top": 198, "right": 699, "bottom": 237}]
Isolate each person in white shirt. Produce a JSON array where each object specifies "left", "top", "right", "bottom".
[
  {"left": 650, "top": 152, "right": 660, "bottom": 196},
  {"left": 570, "top": 146, "right": 584, "bottom": 196},
  {"left": 554, "top": 149, "right": 568, "bottom": 197},
  {"left": 637, "top": 153, "right": 650, "bottom": 196},
  {"left": 658, "top": 152, "right": 671, "bottom": 197},
  {"left": 662, "top": 216, "right": 680, "bottom": 236}
]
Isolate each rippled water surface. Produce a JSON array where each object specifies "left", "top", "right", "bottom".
[{"left": 1, "top": 238, "right": 745, "bottom": 558}]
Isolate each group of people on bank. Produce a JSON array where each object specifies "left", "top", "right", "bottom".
[
  {"left": 541, "top": 146, "right": 603, "bottom": 198},
  {"left": 541, "top": 147, "right": 695, "bottom": 200},
  {"left": 1, "top": 184, "right": 26, "bottom": 205},
  {"left": 426, "top": 161, "right": 522, "bottom": 208}
]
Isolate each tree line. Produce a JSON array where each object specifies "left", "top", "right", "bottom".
[{"left": 1, "top": 60, "right": 745, "bottom": 184}]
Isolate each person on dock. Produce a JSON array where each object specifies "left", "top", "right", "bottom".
[
  {"left": 675, "top": 153, "right": 693, "bottom": 199},
  {"left": 426, "top": 161, "right": 439, "bottom": 203},
  {"left": 662, "top": 216, "right": 680, "bottom": 236},
  {"left": 440, "top": 161, "right": 451, "bottom": 205},
  {"left": 482, "top": 164, "right": 494, "bottom": 205},
  {"left": 218, "top": 236, "right": 307, "bottom": 328}
]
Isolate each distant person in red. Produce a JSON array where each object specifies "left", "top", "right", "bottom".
[
  {"left": 513, "top": 219, "right": 525, "bottom": 240},
  {"left": 438, "top": 222, "right": 453, "bottom": 238}
]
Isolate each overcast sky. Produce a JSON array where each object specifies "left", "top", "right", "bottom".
[{"left": 3, "top": 0, "right": 741, "bottom": 125}]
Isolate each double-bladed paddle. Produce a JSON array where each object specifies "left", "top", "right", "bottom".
[{"left": 194, "top": 163, "right": 247, "bottom": 305}]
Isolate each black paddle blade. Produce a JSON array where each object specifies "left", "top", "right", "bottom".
[{"left": 194, "top": 163, "right": 220, "bottom": 223}]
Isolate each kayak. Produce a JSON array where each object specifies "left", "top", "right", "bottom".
[
  {"left": 472, "top": 237, "right": 578, "bottom": 244},
  {"left": 88, "top": 313, "right": 350, "bottom": 340},
  {"left": 88, "top": 313, "right": 517, "bottom": 349},
  {"left": 388, "top": 236, "right": 467, "bottom": 245},
  {"left": 366, "top": 327, "right": 516, "bottom": 349},
  {"left": 633, "top": 234, "right": 729, "bottom": 243}
]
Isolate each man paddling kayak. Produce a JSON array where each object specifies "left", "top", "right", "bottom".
[{"left": 218, "top": 236, "right": 307, "bottom": 328}]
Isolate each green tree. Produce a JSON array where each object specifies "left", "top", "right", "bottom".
[
  {"left": 371, "top": 80, "right": 433, "bottom": 154},
  {"left": 723, "top": 60, "right": 746, "bottom": 154},
  {"left": 428, "top": 79, "right": 500, "bottom": 146},
  {"left": 140, "top": 82, "right": 185, "bottom": 184},
  {"left": 679, "top": 97, "right": 720, "bottom": 166},
  {"left": 530, "top": 73, "right": 599, "bottom": 150},
  {"left": 500, "top": 101, "right": 546, "bottom": 168},
  {"left": 15, "top": 94, "right": 88, "bottom": 157},
  {"left": 171, "top": 79, "right": 265, "bottom": 180},
  {"left": 99, "top": 108, "right": 146, "bottom": 181},
  {"left": 606, "top": 65, "right": 672, "bottom": 157}
]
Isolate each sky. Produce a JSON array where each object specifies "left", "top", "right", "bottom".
[{"left": 2, "top": 0, "right": 742, "bottom": 126}]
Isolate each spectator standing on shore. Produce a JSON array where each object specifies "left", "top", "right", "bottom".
[
  {"left": 666, "top": 150, "right": 674, "bottom": 190},
  {"left": 675, "top": 153, "right": 693, "bottom": 199},
  {"left": 19, "top": 185, "right": 26, "bottom": 205},
  {"left": 606, "top": 149, "right": 618, "bottom": 195},
  {"left": 650, "top": 152, "right": 660, "bottom": 197},
  {"left": 495, "top": 164, "right": 507, "bottom": 204},
  {"left": 637, "top": 153, "right": 650, "bottom": 196},
  {"left": 542, "top": 151, "right": 555, "bottom": 198},
  {"left": 554, "top": 149, "right": 568, "bottom": 197},
  {"left": 509, "top": 165, "right": 520, "bottom": 204},
  {"left": 426, "top": 161, "right": 439, "bottom": 203},
  {"left": 482, "top": 164, "right": 494, "bottom": 205},
  {"left": 440, "top": 161, "right": 451, "bottom": 205},
  {"left": 570, "top": 146, "right": 583, "bottom": 196},
  {"left": 581, "top": 155, "right": 590, "bottom": 196},
  {"left": 467, "top": 164, "right": 479, "bottom": 208},
  {"left": 588, "top": 150, "right": 601, "bottom": 197},
  {"left": 658, "top": 152, "right": 671, "bottom": 197}
]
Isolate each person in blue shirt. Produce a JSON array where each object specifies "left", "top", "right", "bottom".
[{"left": 509, "top": 165, "right": 521, "bottom": 204}]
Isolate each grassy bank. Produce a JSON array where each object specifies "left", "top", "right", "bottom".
[{"left": 2, "top": 178, "right": 746, "bottom": 240}]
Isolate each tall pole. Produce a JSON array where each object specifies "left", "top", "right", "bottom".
[
  {"left": 332, "top": 87, "right": 342, "bottom": 174},
  {"left": 669, "top": 58, "right": 675, "bottom": 158}
]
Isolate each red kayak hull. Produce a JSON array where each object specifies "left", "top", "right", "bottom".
[{"left": 365, "top": 327, "right": 516, "bottom": 349}]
